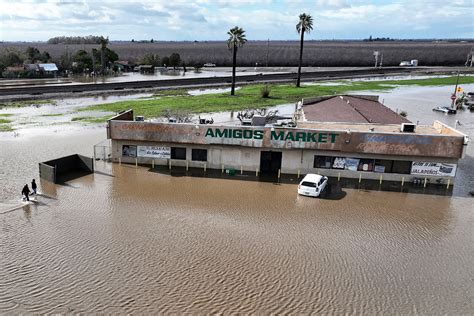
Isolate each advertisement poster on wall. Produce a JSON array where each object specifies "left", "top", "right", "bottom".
[
  {"left": 332, "top": 157, "right": 346, "bottom": 169},
  {"left": 344, "top": 158, "right": 360, "bottom": 171},
  {"left": 410, "top": 162, "right": 457, "bottom": 177},
  {"left": 137, "top": 146, "right": 171, "bottom": 159}
]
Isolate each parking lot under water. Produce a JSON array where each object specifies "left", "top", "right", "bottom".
[{"left": 0, "top": 83, "right": 473, "bottom": 313}]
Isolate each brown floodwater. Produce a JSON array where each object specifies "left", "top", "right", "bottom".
[{"left": 1, "top": 84, "right": 474, "bottom": 313}]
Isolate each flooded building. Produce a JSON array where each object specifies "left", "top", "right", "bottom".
[{"left": 106, "top": 95, "right": 468, "bottom": 185}]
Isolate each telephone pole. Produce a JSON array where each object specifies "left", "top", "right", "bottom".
[{"left": 266, "top": 38, "right": 270, "bottom": 67}]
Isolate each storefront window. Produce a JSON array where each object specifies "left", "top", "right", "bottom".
[
  {"left": 192, "top": 149, "right": 207, "bottom": 161},
  {"left": 314, "top": 156, "right": 333, "bottom": 168},
  {"left": 374, "top": 159, "right": 393, "bottom": 173},
  {"left": 357, "top": 159, "right": 375, "bottom": 172},
  {"left": 171, "top": 147, "right": 186, "bottom": 160},
  {"left": 122, "top": 145, "right": 137, "bottom": 157},
  {"left": 344, "top": 158, "right": 360, "bottom": 171},
  {"left": 392, "top": 160, "right": 412, "bottom": 174},
  {"left": 332, "top": 157, "right": 346, "bottom": 169}
]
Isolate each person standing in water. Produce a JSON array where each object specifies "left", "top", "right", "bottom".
[
  {"left": 22, "top": 184, "right": 31, "bottom": 202},
  {"left": 31, "top": 179, "right": 37, "bottom": 195}
]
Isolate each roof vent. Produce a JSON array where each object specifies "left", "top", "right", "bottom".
[{"left": 401, "top": 123, "right": 416, "bottom": 133}]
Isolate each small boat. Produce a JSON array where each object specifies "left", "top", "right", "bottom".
[{"left": 432, "top": 106, "right": 457, "bottom": 114}]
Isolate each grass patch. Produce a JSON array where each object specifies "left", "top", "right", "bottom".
[
  {"left": 80, "top": 76, "right": 474, "bottom": 118},
  {"left": 0, "top": 118, "right": 11, "bottom": 124},
  {"left": 0, "top": 124, "right": 13, "bottom": 132},
  {"left": 377, "top": 75, "right": 474, "bottom": 87},
  {"left": 0, "top": 99, "right": 56, "bottom": 108},
  {"left": 40, "top": 113, "right": 64, "bottom": 117},
  {"left": 71, "top": 115, "right": 110, "bottom": 123},
  {"left": 152, "top": 89, "right": 189, "bottom": 97},
  {"left": 0, "top": 113, "right": 13, "bottom": 117}
]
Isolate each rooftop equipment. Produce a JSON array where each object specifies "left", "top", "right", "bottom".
[{"left": 401, "top": 123, "right": 416, "bottom": 133}]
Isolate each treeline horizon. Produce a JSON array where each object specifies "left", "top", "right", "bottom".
[
  {"left": 1, "top": 36, "right": 474, "bottom": 44},
  {"left": 1, "top": 40, "right": 473, "bottom": 69}
]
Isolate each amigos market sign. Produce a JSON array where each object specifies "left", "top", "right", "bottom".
[{"left": 205, "top": 127, "right": 339, "bottom": 144}]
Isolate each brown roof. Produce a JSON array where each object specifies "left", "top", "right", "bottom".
[{"left": 303, "top": 95, "right": 410, "bottom": 124}]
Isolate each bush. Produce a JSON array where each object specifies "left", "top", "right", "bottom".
[
  {"left": 260, "top": 84, "right": 271, "bottom": 98},
  {"left": 399, "top": 111, "right": 408, "bottom": 117}
]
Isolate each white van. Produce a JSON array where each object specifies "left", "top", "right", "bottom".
[{"left": 298, "top": 174, "right": 328, "bottom": 198}]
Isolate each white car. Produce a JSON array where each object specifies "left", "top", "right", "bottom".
[{"left": 298, "top": 174, "right": 328, "bottom": 198}]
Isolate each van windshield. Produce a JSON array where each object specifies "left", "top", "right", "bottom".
[{"left": 301, "top": 181, "right": 317, "bottom": 188}]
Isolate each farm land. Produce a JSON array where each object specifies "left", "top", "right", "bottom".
[{"left": 2, "top": 40, "right": 473, "bottom": 67}]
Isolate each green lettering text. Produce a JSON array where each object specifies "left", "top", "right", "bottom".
[{"left": 271, "top": 131, "right": 285, "bottom": 141}]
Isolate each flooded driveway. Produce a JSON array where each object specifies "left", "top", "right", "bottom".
[{"left": 0, "top": 83, "right": 473, "bottom": 313}]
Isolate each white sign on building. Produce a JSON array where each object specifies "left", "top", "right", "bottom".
[
  {"left": 410, "top": 162, "right": 457, "bottom": 177},
  {"left": 137, "top": 146, "right": 171, "bottom": 159}
]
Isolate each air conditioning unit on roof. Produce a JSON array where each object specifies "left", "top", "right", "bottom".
[{"left": 401, "top": 123, "right": 416, "bottom": 133}]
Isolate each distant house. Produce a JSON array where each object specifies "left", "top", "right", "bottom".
[
  {"left": 38, "top": 63, "right": 59, "bottom": 74},
  {"left": 24, "top": 64, "right": 40, "bottom": 72},
  {"left": 138, "top": 65, "right": 154, "bottom": 74},
  {"left": 5, "top": 66, "right": 24, "bottom": 72},
  {"left": 114, "top": 61, "right": 133, "bottom": 72}
]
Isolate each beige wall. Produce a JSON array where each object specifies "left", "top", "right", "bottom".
[{"left": 112, "top": 140, "right": 457, "bottom": 184}]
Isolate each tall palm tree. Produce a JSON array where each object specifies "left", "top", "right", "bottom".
[
  {"left": 296, "top": 13, "right": 313, "bottom": 87},
  {"left": 227, "top": 26, "right": 247, "bottom": 96},
  {"left": 99, "top": 36, "right": 109, "bottom": 75}
]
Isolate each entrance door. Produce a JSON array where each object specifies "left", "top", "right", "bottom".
[{"left": 260, "top": 151, "right": 282, "bottom": 175}]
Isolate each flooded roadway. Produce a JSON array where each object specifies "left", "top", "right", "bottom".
[{"left": 0, "top": 84, "right": 473, "bottom": 313}]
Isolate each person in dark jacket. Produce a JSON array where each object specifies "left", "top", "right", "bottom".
[
  {"left": 22, "top": 184, "right": 31, "bottom": 201},
  {"left": 31, "top": 179, "right": 37, "bottom": 195}
]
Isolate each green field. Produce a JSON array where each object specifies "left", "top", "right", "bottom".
[
  {"left": 0, "top": 99, "right": 55, "bottom": 108},
  {"left": 0, "top": 124, "right": 13, "bottom": 131},
  {"left": 80, "top": 76, "right": 474, "bottom": 118},
  {"left": 71, "top": 115, "right": 111, "bottom": 123}
]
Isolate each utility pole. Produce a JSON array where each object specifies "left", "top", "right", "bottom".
[
  {"left": 91, "top": 49, "right": 96, "bottom": 77},
  {"left": 266, "top": 38, "right": 270, "bottom": 67}
]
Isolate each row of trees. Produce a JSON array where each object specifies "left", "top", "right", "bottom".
[
  {"left": 0, "top": 45, "right": 120, "bottom": 77},
  {"left": 47, "top": 35, "right": 106, "bottom": 44},
  {"left": 228, "top": 13, "right": 314, "bottom": 95},
  {"left": 141, "top": 52, "right": 182, "bottom": 69}
]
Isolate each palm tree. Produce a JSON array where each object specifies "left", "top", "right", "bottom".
[
  {"left": 99, "top": 36, "right": 109, "bottom": 75},
  {"left": 296, "top": 13, "right": 313, "bottom": 87},
  {"left": 227, "top": 26, "right": 247, "bottom": 96}
]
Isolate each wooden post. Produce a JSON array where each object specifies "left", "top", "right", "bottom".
[
  {"left": 424, "top": 177, "right": 427, "bottom": 188},
  {"left": 119, "top": 157, "right": 121, "bottom": 165},
  {"left": 204, "top": 163, "right": 207, "bottom": 173},
  {"left": 222, "top": 164, "right": 224, "bottom": 173},
  {"left": 186, "top": 161, "right": 189, "bottom": 171},
  {"left": 379, "top": 174, "right": 383, "bottom": 185},
  {"left": 446, "top": 178, "right": 450, "bottom": 189},
  {"left": 401, "top": 177, "right": 405, "bottom": 187},
  {"left": 297, "top": 169, "right": 300, "bottom": 178},
  {"left": 256, "top": 168, "right": 259, "bottom": 177},
  {"left": 135, "top": 158, "right": 138, "bottom": 168},
  {"left": 338, "top": 172, "right": 341, "bottom": 181},
  {"left": 152, "top": 159, "right": 154, "bottom": 169},
  {"left": 358, "top": 173, "right": 362, "bottom": 183},
  {"left": 241, "top": 165, "right": 243, "bottom": 175},
  {"left": 278, "top": 169, "right": 281, "bottom": 180},
  {"left": 169, "top": 159, "right": 171, "bottom": 170}
]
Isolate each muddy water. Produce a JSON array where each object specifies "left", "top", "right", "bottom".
[
  {"left": 1, "top": 163, "right": 473, "bottom": 313},
  {"left": 1, "top": 85, "right": 474, "bottom": 313}
]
